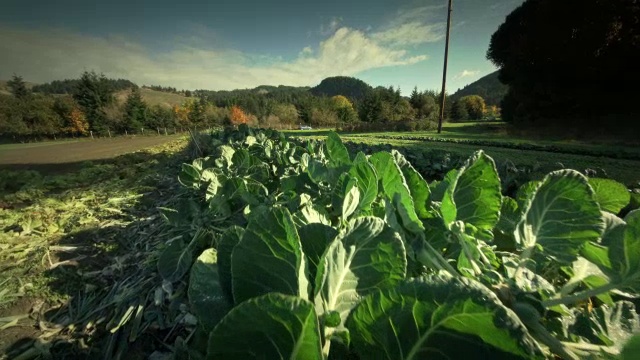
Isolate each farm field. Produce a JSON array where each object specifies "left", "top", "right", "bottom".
[{"left": 1, "top": 125, "right": 640, "bottom": 359}]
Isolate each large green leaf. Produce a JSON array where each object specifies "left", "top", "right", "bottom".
[
  {"left": 430, "top": 169, "right": 458, "bottom": 203},
  {"left": 393, "top": 150, "right": 431, "bottom": 219},
  {"left": 208, "top": 293, "right": 322, "bottom": 360},
  {"left": 314, "top": 217, "right": 406, "bottom": 333},
  {"left": 188, "top": 249, "right": 230, "bottom": 333},
  {"left": 298, "top": 223, "right": 338, "bottom": 284},
  {"left": 348, "top": 152, "right": 378, "bottom": 213},
  {"left": 621, "top": 334, "right": 640, "bottom": 360},
  {"left": 326, "top": 132, "right": 350, "bottom": 166},
  {"left": 347, "top": 276, "right": 542, "bottom": 359},
  {"left": 569, "top": 301, "right": 639, "bottom": 351},
  {"left": 217, "top": 226, "right": 244, "bottom": 304},
  {"left": 606, "top": 210, "right": 640, "bottom": 294},
  {"left": 158, "top": 231, "right": 204, "bottom": 282},
  {"left": 589, "top": 178, "right": 631, "bottom": 214},
  {"left": 514, "top": 170, "right": 604, "bottom": 264},
  {"left": 369, "top": 152, "right": 423, "bottom": 233},
  {"left": 178, "top": 163, "right": 201, "bottom": 189},
  {"left": 441, "top": 151, "right": 502, "bottom": 240},
  {"left": 231, "top": 208, "right": 310, "bottom": 303}
]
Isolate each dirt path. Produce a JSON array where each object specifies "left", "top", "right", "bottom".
[{"left": 0, "top": 135, "right": 185, "bottom": 172}]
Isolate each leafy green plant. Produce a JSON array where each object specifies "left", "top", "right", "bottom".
[{"left": 164, "top": 127, "right": 638, "bottom": 359}]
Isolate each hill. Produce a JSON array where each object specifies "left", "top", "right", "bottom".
[
  {"left": 115, "top": 88, "right": 193, "bottom": 108},
  {"left": 310, "top": 76, "right": 372, "bottom": 100},
  {"left": 450, "top": 71, "right": 508, "bottom": 106}
]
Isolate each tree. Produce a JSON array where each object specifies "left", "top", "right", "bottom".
[
  {"left": 460, "top": 95, "right": 486, "bottom": 120},
  {"left": 7, "top": 75, "right": 30, "bottom": 100},
  {"left": 123, "top": 88, "right": 148, "bottom": 131},
  {"left": 451, "top": 100, "right": 469, "bottom": 121},
  {"left": 229, "top": 105, "right": 249, "bottom": 125},
  {"left": 331, "top": 95, "right": 358, "bottom": 123},
  {"left": 73, "top": 71, "right": 115, "bottom": 133},
  {"left": 272, "top": 103, "right": 299, "bottom": 125},
  {"left": 53, "top": 96, "right": 88, "bottom": 136},
  {"left": 487, "top": 0, "right": 640, "bottom": 131}
]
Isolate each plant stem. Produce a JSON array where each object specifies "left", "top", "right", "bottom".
[{"left": 542, "top": 282, "right": 619, "bottom": 308}]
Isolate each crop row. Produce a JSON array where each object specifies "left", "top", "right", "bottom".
[{"left": 152, "top": 125, "right": 640, "bottom": 359}]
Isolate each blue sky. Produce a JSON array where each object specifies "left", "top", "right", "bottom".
[{"left": 0, "top": 0, "right": 523, "bottom": 94}]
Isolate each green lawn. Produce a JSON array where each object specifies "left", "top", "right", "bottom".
[{"left": 0, "top": 139, "right": 83, "bottom": 150}]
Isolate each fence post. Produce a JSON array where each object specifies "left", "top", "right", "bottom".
[
  {"left": 108, "top": 129, "right": 112, "bottom": 138},
  {"left": 90, "top": 131, "right": 94, "bottom": 139},
  {"left": 157, "top": 127, "right": 160, "bottom": 135},
  {"left": 165, "top": 127, "right": 168, "bottom": 136},
  {"left": 141, "top": 128, "right": 144, "bottom": 136},
  {"left": 125, "top": 129, "right": 128, "bottom": 136}
]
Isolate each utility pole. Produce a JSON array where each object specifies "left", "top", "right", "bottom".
[{"left": 438, "top": 0, "right": 453, "bottom": 134}]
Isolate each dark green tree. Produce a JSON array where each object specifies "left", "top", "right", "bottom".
[
  {"left": 73, "top": 71, "right": 115, "bottom": 133},
  {"left": 487, "top": 0, "right": 640, "bottom": 131},
  {"left": 7, "top": 75, "right": 30, "bottom": 100},
  {"left": 123, "top": 88, "right": 148, "bottom": 131}
]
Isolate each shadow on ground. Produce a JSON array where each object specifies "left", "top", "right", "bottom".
[{"left": 0, "top": 143, "right": 191, "bottom": 359}]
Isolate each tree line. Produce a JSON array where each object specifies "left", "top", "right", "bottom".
[{"left": 0, "top": 73, "right": 493, "bottom": 142}]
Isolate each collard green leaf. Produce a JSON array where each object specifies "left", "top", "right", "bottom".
[
  {"left": 158, "top": 233, "right": 200, "bottom": 282},
  {"left": 621, "top": 334, "right": 640, "bottom": 360},
  {"left": 178, "top": 163, "right": 201, "bottom": 189},
  {"left": 188, "top": 249, "right": 230, "bottom": 333},
  {"left": 589, "top": 178, "right": 631, "bottom": 214},
  {"left": 218, "top": 226, "right": 244, "bottom": 304},
  {"left": 570, "top": 301, "right": 640, "bottom": 351},
  {"left": 326, "top": 132, "right": 350, "bottom": 166},
  {"left": 607, "top": 210, "right": 640, "bottom": 294},
  {"left": 207, "top": 293, "right": 323, "bottom": 360},
  {"left": 298, "top": 223, "right": 338, "bottom": 283},
  {"left": 348, "top": 152, "right": 378, "bottom": 213},
  {"left": 393, "top": 150, "right": 431, "bottom": 219},
  {"left": 497, "top": 197, "right": 519, "bottom": 235},
  {"left": 314, "top": 217, "right": 406, "bottom": 333},
  {"left": 514, "top": 170, "right": 604, "bottom": 264},
  {"left": 430, "top": 168, "right": 459, "bottom": 203},
  {"left": 342, "top": 185, "right": 360, "bottom": 220},
  {"left": 516, "top": 180, "right": 541, "bottom": 208},
  {"left": 231, "top": 208, "right": 310, "bottom": 303},
  {"left": 369, "top": 152, "right": 423, "bottom": 233},
  {"left": 441, "top": 151, "right": 502, "bottom": 240},
  {"left": 602, "top": 211, "right": 626, "bottom": 246},
  {"left": 347, "top": 276, "right": 542, "bottom": 359}
]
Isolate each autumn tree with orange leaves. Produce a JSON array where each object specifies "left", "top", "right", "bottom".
[{"left": 229, "top": 105, "right": 249, "bottom": 125}]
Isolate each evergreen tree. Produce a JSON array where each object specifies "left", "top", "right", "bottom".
[
  {"left": 7, "top": 75, "right": 30, "bottom": 100},
  {"left": 123, "top": 87, "right": 148, "bottom": 131},
  {"left": 73, "top": 71, "right": 114, "bottom": 133}
]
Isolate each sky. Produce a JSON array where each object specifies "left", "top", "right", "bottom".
[{"left": 0, "top": 0, "right": 523, "bottom": 94}]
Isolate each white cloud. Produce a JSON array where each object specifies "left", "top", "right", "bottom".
[
  {"left": 0, "top": 25, "right": 428, "bottom": 90},
  {"left": 370, "top": 3, "right": 446, "bottom": 47},
  {"left": 372, "top": 22, "right": 445, "bottom": 46},
  {"left": 454, "top": 69, "right": 480, "bottom": 80}
]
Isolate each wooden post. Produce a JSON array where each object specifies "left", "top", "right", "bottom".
[
  {"left": 108, "top": 129, "right": 112, "bottom": 138},
  {"left": 141, "top": 128, "right": 144, "bottom": 135},
  {"left": 437, "top": 0, "right": 453, "bottom": 134},
  {"left": 90, "top": 131, "right": 94, "bottom": 139},
  {"left": 165, "top": 127, "right": 168, "bottom": 136},
  {"left": 157, "top": 127, "right": 160, "bottom": 135},
  {"left": 125, "top": 129, "right": 128, "bottom": 136}
]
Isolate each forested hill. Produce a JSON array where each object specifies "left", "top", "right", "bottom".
[
  {"left": 310, "top": 76, "right": 372, "bottom": 100},
  {"left": 450, "top": 71, "right": 508, "bottom": 106}
]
